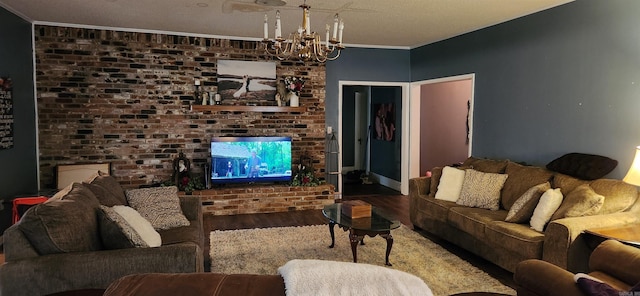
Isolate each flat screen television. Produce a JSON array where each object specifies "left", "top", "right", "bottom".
[{"left": 210, "top": 136, "right": 292, "bottom": 185}]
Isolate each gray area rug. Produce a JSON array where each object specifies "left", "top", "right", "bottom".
[{"left": 210, "top": 225, "right": 515, "bottom": 296}]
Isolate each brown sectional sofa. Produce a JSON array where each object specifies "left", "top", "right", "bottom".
[
  {"left": 0, "top": 174, "right": 205, "bottom": 296},
  {"left": 409, "top": 157, "right": 640, "bottom": 273}
]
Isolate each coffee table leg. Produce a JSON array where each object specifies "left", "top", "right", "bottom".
[
  {"left": 349, "top": 230, "right": 363, "bottom": 263},
  {"left": 328, "top": 221, "right": 336, "bottom": 248},
  {"left": 381, "top": 233, "right": 393, "bottom": 266}
]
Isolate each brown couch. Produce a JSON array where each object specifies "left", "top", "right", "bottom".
[
  {"left": 514, "top": 239, "right": 640, "bottom": 296},
  {"left": 0, "top": 175, "right": 205, "bottom": 296},
  {"left": 102, "top": 273, "right": 286, "bottom": 296},
  {"left": 409, "top": 157, "right": 640, "bottom": 273}
]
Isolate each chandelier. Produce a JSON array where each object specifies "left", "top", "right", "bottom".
[{"left": 261, "top": 1, "right": 345, "bottom": 63}]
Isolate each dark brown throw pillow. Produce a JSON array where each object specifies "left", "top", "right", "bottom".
[{"left": 546, "top": 153, "right": 617, "bottom": 180}]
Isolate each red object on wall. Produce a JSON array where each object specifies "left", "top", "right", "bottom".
[{"left": 12, "top": 196, "right": 48, "bottom": 224}]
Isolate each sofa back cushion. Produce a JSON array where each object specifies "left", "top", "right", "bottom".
[
  {"left": 552, "top": 173, "right": 591, "bottom": 196},
  {"left": 589, "top": 179, "right": 638, "bottom": 214},
  {"left": 501, "top": 162, "right": 554, "bottom": 210},
  {"left": 428, "top": 167, "right": 443, "bottom": 196},
  {"left": 462, "top": 157, "right": 508, "bottom": 173},
  {"left": 550, "top": 184, "right": 604, "bottom": 221},
  {"left": 19, "top": 183, "right": 102, "bottom": 255},
  {"left": 84, "top": 171, "right": 128, "bottom": 206}
]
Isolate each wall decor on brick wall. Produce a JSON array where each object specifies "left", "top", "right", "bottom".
[
  {"left": 35, "top": 25, "right": 327, "bottom": 192},
  {"left": 0, "top": 77, "right": 14, "bottom": 150},
  {"left": 217, "top": 60, "right": 276, "bottom": 104}
]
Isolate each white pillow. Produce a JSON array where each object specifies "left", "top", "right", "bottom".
[
  {"left": 530, "top": 188, "right": 563, "bottom": 232},
  {"left": 434, "top": 166, "right": 466, "bottom": 202},
  {"left": 112, "top": 205, "right": 162, "bottom": 247}
]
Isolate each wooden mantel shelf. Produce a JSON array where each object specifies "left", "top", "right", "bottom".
[{"left": 190, "top": 105, "right": 306, "bottom": 113}]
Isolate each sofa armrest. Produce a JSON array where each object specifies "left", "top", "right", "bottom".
[
  {"left": 409, "top": 177, "right": 431, "bottom": 197},
  {"left": 180, "top": 195, "right": 202, "bottom": 222},
  {"left": 543, "top": 212, "right": 640, "bottom": 273},
  {"left": 2, "top": 223, "right": 40, "bottom": 261},
  {"left": 514, "top": 259, "right": 584, "bottom": 296},
  {"left": 0, "top": 243, "right": 204, "bottom": 296}
]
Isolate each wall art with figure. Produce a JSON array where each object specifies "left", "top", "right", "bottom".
[
  {"left": 217, "top": 60, "right": 276, "bottom": 105},
  {"left": 373, "top": 103, "right": 396, "bottom": 142}
]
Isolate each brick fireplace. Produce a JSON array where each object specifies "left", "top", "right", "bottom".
[{"left": 35, "top": 25, "right": 332, "bottom": 214}]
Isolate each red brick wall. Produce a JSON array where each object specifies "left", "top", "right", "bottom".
[
  {"left": 35, "top": 25, "right": 327, "bottom": 190},
  {"left": 182, "top": 184, "right": 335, "bottom": 215}
]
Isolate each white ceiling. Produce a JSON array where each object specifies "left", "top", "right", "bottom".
[{"left": 0, "top": 0, "right": 573, "bottom": 48}]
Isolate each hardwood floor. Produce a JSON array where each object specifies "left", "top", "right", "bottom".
[{"left": 204, "top": 183, "right": 517, "bottom": 289}]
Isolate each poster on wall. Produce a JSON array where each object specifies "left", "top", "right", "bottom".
[
  {"left": 0, "top": 77, "right": 14, "bottom": 150},
  {"left": 217, "top": 60, "right": 277, "bottom": 102},
  {"left": 373, "top": 103, "right": 396, "bottom": 142}
]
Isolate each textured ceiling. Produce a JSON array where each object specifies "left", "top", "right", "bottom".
[{"left": 0, "top": 0, "right": 573, "bottom": 48}]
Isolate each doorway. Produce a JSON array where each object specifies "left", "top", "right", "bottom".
[
  {"left": 408, "top": 74, "right": 475, "bottom": 179},
  {"left": 338, "top": 82, "right": 410, "bottom": 195}
]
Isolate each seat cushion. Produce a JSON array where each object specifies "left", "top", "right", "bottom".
[
  {"left": 158, "top": 220, "right": 203, "bottom": 247},
  {"left": 416, "top": 195, "right": 458, "bottom": 223},
  {"left": 19, "top": 183, "right": 102, "bottom": 255},
  {"left": 485, "top": 221, "right": 544, "bottom": 259},
  {"left": 448, "top": 207, "right": 507, "bottom": 238}
]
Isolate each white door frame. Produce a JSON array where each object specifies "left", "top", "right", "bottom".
[
  {"left": 338, "top": 81, "right": 411, "bottom": 194},
  {"left": 408, "top": 73, "right": 475, "bottom": 179}
]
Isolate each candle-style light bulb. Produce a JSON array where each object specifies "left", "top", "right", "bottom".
[
  {"left": 338, "top": 20, "right": 344, "bottom": 43},
  {"left": 332, "top": 14, "right": 339, "bottom": 40},
  {"left": 304, "top": 8, "right": 311, "bottom": 34},
  {"left": 325, "top": 24, "right": 330, "bottom": 47},
  {"left": 264, "top": 14, "right": 269, "bottom": 39},
  {"left": 275, "top": 10, "right": 282, "bottom": 39}
]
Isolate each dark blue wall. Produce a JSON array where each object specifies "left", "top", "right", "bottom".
[
  {"left": 326, "top": 47, "right": 410, "bottom": 136},
  {"left": 0, "top": 7, "right": 38, "bottom": 199},
  {"left": 411, "top": 0, "right": 640, "bottom": 178}
]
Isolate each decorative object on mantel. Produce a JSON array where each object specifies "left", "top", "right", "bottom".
[
  {"left": 284, "top": 76, "right": 304, "bottom": 107},
  {"left": 260, "top": 0, "right": 345, "bottom": 63},
  {"left": 172, "top": 152, "right": 192, "bottom": 192},
  {"left": 194, "top": 79, "right": 202, "bottom": 103},
  {"left": 291, "top": 153, "right": 322, "bottom": 186}
]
